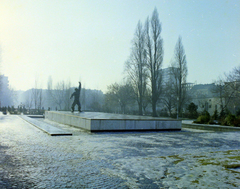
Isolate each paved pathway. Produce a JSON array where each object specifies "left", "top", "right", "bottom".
[{"left": 0, "top": 115, "right": 240, "bottom": 188}]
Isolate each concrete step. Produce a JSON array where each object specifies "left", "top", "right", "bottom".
[{"left": 20, "top": 115, "right": 72, "bottom": 136}]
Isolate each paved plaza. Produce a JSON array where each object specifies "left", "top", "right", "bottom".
[{"left": 0, "top": 115, "right": 240, "bottom": 188}]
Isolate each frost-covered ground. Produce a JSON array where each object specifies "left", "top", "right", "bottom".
[{"left": 0, "top": 115, "right": 240, "bottom": 188}]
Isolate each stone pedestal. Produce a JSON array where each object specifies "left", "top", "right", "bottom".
[{"left": 45, "top": 111, "right": 181, "bottom": 132}]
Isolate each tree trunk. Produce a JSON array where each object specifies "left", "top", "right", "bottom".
[
  {"left": 152, "top": 86, "right": 158, "bottom": 117},
  {"left": 139, "top": 93, "right": 143, "bottom": 115},
  {"left": 152, "top": 99, "right": 157, "bottom": 117}
]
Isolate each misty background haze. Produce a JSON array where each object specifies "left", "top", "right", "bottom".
[{"left": 0, "top": 0, "right": 239, "bottom": 92}]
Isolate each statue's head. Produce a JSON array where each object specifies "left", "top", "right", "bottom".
[{"left": 75, "top": 88, "right": 78, "bottom": 91}]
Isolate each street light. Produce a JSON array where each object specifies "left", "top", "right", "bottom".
[{"left": 177, "top": 97, "right": 179, "bottom": 119}]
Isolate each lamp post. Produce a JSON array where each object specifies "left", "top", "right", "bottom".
[{"left": 177, "top": 97, "right": 179, "bottom": 119}]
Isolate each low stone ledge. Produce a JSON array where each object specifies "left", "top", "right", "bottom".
[
  {"left": 20, "top": 115, "right": 72, "bottom": 136},
  {"left": 182, "top": 123, "right": 240, "bottom": 132}
]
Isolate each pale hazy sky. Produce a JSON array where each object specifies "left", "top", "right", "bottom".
[{"left": 0, "top": 0, "right": 239, "bottom": 92}]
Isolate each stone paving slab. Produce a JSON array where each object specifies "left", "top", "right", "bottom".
[
  {"left": 1, "top": 115, "right": 240, "bottom": 188},
  {"left": 20, "top": 115, "right": 72, "bottom": 136}
]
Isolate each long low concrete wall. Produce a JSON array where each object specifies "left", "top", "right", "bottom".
[
  {"left": 45, "top": 111, "right": 182, "bottom": 132},
  {"left": 182, "top": 123, "right": 240, "bottom": 132}
]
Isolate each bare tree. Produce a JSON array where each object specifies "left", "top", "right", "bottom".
[
  {"left": 62, "top": 81, "right": 72, "bottom": 110},
  {"left": 211, "top": 66, "right": 240, "bottom": 116},
  {"left": 38, "top": 89, "right": 44, "bottom": 109},
  {"left": 125, "top": 20, "right": 148, "bottom": 115},
  {"left": 212, "top": 77, "right": 228, "bottom": 116},
  {"left": 213, "top": 67, "right": 240, "bottom": 114},
  {"left": 32, "top": 79, "right": 39, "bottom": 110},
  {"left": 227, "top": 66, "right": 240, "bottom": 81},
  {"left": 25, "top": 91, "right": 33, "bottom": 113},
  {"left": 171, "top": 36, "right": 188, "bottom": 116},
  {"left": 0, "top": 45, "right": 2, "bottom": 99},
  {"left": 47, "top": 76, "right": 72, "bottom": 110},
  {"left": 142, "top": 86, "right": 151, "bottom": 115},
  {"left": 89, "top": 90, "right": 103, "bottom": 112},
  {"left": 32, "top": 88, "right": 38, "bottom": 110},
  {"left": 145, "top": 8, "right": 164, "bottom": 117},
  {"left": 103, "top": 92, "right": 119, "bottom": 113},
  {"left": 47, "top": 77, "right": 62, "bottom": 110},
  {"left": 162, "top": 79, "right": 175, "bottom": 116},
  {"left": 105, "top": 82, "right": 135, "bottom": 114},
  {"left": 81, "top": 85, "right": 86, "bottom": 110},
  {"left": 31, "top": 77, "right": 45, "bottom": 112},
  {"left": 0, "top": 75, "right": 2, "bottom": 106}
]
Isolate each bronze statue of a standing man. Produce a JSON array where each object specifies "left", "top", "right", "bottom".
[{"left": 70, "top": 82, "right": 81, "bottom": 113}]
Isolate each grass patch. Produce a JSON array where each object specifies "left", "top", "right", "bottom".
[
  {"left": 224, "top": 164, "right": 240, "bottom": 169},
  {"left": 191, "top": 180, "right": 199, "bottom": 184},
  {"left": 193, "top": 155, "right": 205, "bottom": 158},
  {"left": 227, "top": 156, "right": 240, "bottom": 161},
  {"left": 168, "top": 155, "right": 184, "bottom": 164},
  {"left": 143, "top": 156, "right": 167, "bottom": 160},
  {"left": 198, "top": 158, "right": 221, "bottom": 166},
  {"left": 223, "top": 150, "right": 239, "bottom": 155}
]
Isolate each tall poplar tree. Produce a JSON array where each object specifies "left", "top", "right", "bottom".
[
  {"left": 171, "top": 36, "right": 188, "bottom": 116},
  {"left": 145, "top": 8, "right": 164, "bottom": 117},
  {"left": 125, "top": 21, "right": 148, "bottom": 115}
]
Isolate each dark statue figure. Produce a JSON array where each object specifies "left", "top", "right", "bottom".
[{"left": 70, "top": 82, "right": 81, "bottom": 113}]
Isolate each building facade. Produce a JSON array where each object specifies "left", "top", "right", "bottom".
[{"left": 189, "top": 84, "right": 222, "bottom": 115}]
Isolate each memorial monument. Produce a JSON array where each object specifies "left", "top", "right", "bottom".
[
  {"left": 45, "top": 111, "right": 182, "bottom": 132},
  {"left": 70, "top": 82, "right": 81, "bottom": 113},
  {"left": 45, "top": 82, "right": 182, "bottom": 132}
]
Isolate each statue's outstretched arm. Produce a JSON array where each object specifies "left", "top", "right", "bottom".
[{"left": 79, "top": 82, "right": 81, "bottom": 92}]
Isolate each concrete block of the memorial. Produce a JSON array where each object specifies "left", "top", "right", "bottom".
[
  {"left": 156, "top": 121, "right": 166, "bottom": 129},
  {"left": 155, "top": 120, "right": 181, "bottom": 130},
  {"left": 173, "top": 120, "right": 182, "bottom": 130},
  {"left": 45, "top": 111, "right": 48, "bottom": 118},
  {"left": 136, "top": 120, "right": 156, "bottom": 130},
  {"left": 70, "top": 116, "right": 80, "bottom": 127},
  {"left": 125, "top": 120, "right": 136, "bottom": 130},
  {"left": 83, "top": 119, "right": 91, "bottom": 130},
  {"left": 91, "top": 120, "right": 126, "bottom": 131},
  {"left": 65, "top": 113, "right": 91, "bottom": 130},
  {"left": 59, "top": 114, "right": 65, "bottom": 123},
  {"left": 45, "top": 111, "right": 182, "bottom": 131}
]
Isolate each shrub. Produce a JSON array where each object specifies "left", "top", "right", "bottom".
[
  {"left": 170, "top": 113, "right": 177, "bottom": 119},
  {"left": 194, "top": 110, "right": 210, "bottom": 124},
  {"left": 186, "top": 102, "right": 198, "bottom": 119},
  {"left": 219, "top": 109, "right": 226, "bottom": 119},
  {"left": 208, "top": 117, "right": 218, "bottom": 125},
  {"left": 194, "top": 115, "right": 205, "bottom": 124},
  {"left": 196, "top": 115, "right": 209, "bottom": 124},
  {"left": 233, "top": 117, "right": 240, "bottom": 127},
  {"left": 236, "top": 109, "right": 240, "bottom": 117},
  {"left": 223, "top": 114, "right": 236, "bottom": 126},
  {"left": 158, "top": 111, "right": 169, "bottom": 117},
  {"left": 212, "top": 109, "right": 218, "bottom": 120}
]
